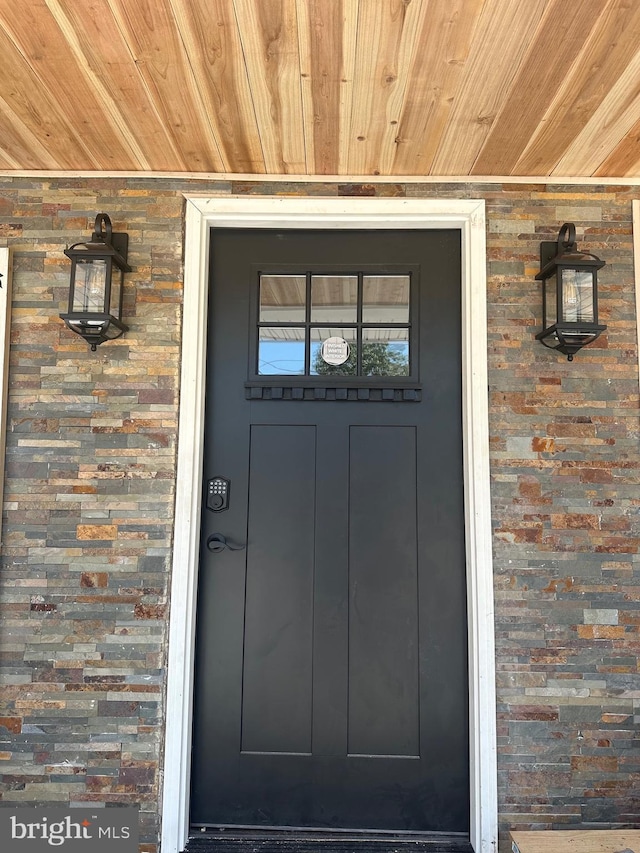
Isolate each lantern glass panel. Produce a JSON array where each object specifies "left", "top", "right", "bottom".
[
  {"left": 544, "top": 275, "right": 557, "bottom": 327},
  {"left": 561, "top": 268, "right": 594, "bottom": 323},
  {"left": 109, "top": 268, "right": 124, "bottom": 320},
  {"left": 72, "top": 259, "right": 108, "bottom": 312}
]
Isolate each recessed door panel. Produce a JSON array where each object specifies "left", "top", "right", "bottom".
[
  {"left": 348, "top": 426, "right": 419, "bottom": 758},
  {"left": 242, "top": 425, "right": 316, "bottom": 755}
]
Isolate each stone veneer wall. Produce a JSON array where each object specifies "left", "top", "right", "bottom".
[{"left": 0, "top": 178, "right": 638, "bottom": 850}]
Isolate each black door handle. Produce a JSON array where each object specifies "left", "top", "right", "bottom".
[{"left": 206, "top": 532, "right": 246, "bottom": 553}]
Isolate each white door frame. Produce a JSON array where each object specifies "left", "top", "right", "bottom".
[
  {"left": 160, "top": 196, "right": 497, "bottom": 853},
  {"left": 0, "top": 248, "right": 12, "bottom": 549}
]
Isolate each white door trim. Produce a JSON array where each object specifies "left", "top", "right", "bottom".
[
  {"left": 160, "top": 196, "right": 497, "bottom": 853},
  {"left": 0, "top": 248, "right": 12, "bottom": 550}
]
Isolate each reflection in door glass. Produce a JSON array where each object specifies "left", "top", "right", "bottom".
[
  {"left": 361, "top": 328, "right": 410, "bottom": 376},
  {"left": 311, "top": 276, "right": 358, "bottom": 323},
  {"left": 310, "top": 328, "right": 357, "bottom": 376},
  {"left": 259, "top": 275, "right": 306, "bottom": 323},
  {"left": 258, "top": 327, "right": 305, "bottom": 375},
  {"left": 362, "top": 276, "right": 410, "bottom": 323}
]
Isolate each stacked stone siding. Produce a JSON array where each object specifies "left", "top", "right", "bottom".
[{"left": 0, "top": 178, "right": 638, "bottom": 849}]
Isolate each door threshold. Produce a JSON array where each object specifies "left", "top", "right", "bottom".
[{"left": 185, "top": 826, "right": 472, "bottom": 853}]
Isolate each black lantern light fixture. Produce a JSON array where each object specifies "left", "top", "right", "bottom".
[
  {"left": 535, "top": 223, "right": 606, "bottom": 361},
  {"left": 60, "top": 213, "right": 131, "bottom": 351}
]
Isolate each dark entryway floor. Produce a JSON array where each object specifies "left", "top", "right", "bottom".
[{"left": 184, "top": 830, "right": 473, "bottom": 853}]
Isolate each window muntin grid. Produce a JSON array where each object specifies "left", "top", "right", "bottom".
[{"left": 257, "top": 272, "right": 412, "bottom": 379}]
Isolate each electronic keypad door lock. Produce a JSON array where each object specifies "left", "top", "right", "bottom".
[{"left": 206, "top": 476, "right": 230, "bottom": 512}]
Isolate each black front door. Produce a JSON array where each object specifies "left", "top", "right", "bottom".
[{"left": 190, "top": 228, "right": 468, "bottom": 834}]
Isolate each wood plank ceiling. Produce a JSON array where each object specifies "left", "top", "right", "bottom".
[{"left": 1, "top": 0, "right": 640, "bottom": 178}]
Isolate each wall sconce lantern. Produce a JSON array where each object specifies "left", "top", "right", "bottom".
[
  {"left": 60, "top": 213, "right": 131, "bottom": 351},
  {"left": 535, "top": 223, "right": 606, "bottom": 361}
]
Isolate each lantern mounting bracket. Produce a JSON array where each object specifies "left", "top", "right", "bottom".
[{"left": 85, "top": 213, "right": 130, "bottom": 268}]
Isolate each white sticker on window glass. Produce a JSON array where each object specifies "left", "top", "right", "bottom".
[{"left": 320, "top": 336, "right": 350, "bottom": 365}]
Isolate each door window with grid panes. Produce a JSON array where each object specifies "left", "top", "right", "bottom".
[{"left": 255, "top": 270, "right": 416, "bottom": 381}]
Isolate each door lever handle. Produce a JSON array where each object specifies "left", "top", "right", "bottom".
[{"left": 206, "top": 532, "right": 246, "bottom": 553}]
